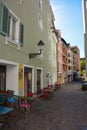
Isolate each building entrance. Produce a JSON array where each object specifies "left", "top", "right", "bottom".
[{"left": 0, "top": 65, "right": 6, "bottom": 91}]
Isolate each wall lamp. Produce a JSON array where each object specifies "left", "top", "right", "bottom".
[{"left": 29, "top": 40, "right": 45, "bottom": 58}]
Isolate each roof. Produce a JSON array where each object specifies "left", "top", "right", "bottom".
[{"left": 61, "top": 38, "right": 70, "bottom": 46}]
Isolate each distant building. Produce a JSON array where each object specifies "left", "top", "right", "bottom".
[
  {"left": 61, "top": 38, "right": 69, "bottom": 83},
  {"left": 71, "top": 46, "right": 80, "bottom": 80},
  {"left": 57, "top": 30, "right": 63, "bottom": 84},
  {"left": 82, "top": 0, "right": 87, "bottom": 76},
  {"left": 56, "top": 29, "right": 80, "bottom": 83},
  {"left": 67, "top": 45, "right": 73, "bottom": 82},
  {"left": 71, "top": 46, "right": 80, "bottom": 71}
]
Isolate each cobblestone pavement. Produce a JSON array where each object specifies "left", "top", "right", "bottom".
[{"left": 2, "top": 82, "right": 87, "bottom": 130}]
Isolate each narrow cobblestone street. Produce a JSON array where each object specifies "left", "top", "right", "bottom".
[{"left": 3, "top": 82, "right": 87, "bottom": 130}]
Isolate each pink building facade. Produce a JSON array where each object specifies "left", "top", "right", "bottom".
[{"left": 57, "top": 30, "right": 63, "bottom": 84}]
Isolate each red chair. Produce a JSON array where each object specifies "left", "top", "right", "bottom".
[
  {"left": 19, "top": 97, "right": 31, "bottom": 112},
  {"left": 27, "top": 93, "right": 33, "bottom": 97},
  {"left": 41, "top": 94, "right": 49, "bottom": 99}
]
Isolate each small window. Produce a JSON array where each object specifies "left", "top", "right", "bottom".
[
  {"left": 68, "top": 66, "right": 71, "bottom": 70},
  {"left": 39, "top": 0, "right": 42, "bottom": 11},
  {"left": 38, "top": 14, "right": 43, "bottom": 31},
  {"left": 0, "top": 3, "right": 24, "bottom": 46},
  {"left": 19, "top": 0, "right": 24, "bottom": 4},
  {"left": 47, "top": 14, "right": 51, "bottom": 27},
  {"left": 68, "top": 59, "right": 70, "bottom": 63}
]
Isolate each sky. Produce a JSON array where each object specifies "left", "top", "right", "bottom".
[{"left": 50, "top": 0, "right": 84, "bottom": 58}]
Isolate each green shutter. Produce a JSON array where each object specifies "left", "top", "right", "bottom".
[
  {"left": 19, "top": 22, "right": 24, "bottom": 46},
  {"left": 0, "top": 3, "right": 9, "bottom": 36}
]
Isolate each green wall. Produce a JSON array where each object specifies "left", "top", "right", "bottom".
[{"left": 0, "top": 0, "right": 57, "bottom": 88}]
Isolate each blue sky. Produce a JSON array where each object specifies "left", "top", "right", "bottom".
[{"left": 50, "top": 0, "right": 84, "bottom": 58}]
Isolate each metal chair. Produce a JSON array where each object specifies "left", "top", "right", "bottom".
[{"left": 19, "top": 97, "right": 31, "bottom": 113}]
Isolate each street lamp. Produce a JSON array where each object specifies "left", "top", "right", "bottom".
[{"left": 29, "top": 40, "right": 45, "bottom": 59}]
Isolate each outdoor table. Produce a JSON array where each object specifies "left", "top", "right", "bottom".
[
  {"left": 0, "top": 106, "right": 14, "bottom": 114},
  {"left": 0, "top": 106, "right": 14, "bottom": 126},
  {"left": 7, "top": 98, "right": 16, "bottom": 108}
]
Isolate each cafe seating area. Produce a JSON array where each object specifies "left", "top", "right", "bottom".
[
  {"left": 40, "top": 85, "right": 56, "bottom": 99},
  {"left": 0, "top": 84, "right": 60, "bottom": 128}
]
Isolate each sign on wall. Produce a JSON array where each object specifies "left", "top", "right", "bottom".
[{"left": 19, "top": 64, "right": 24, "bottom": 88}]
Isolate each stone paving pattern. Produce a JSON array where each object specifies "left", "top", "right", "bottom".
[{"left": 2, "top": 82, "right": 87, "bottom": 130}]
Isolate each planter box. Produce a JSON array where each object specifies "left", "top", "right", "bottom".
[{"left": 82, "top": 82, "right": 87, "bottom": 90}]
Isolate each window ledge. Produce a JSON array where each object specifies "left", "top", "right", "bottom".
[
  {"left": 5, "top": 36, "right": 19, "bottom": 45},
  {"left": 5, "top": 37, "right": 20, "bottom": 50}
]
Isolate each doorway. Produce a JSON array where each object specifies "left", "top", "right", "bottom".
[
  {"left": 24, "top": 68, "right": 32, "bottom": 96},
  {"left": 0, "top": 65, "right": 6, "bottom": 91},
  {"left": 37, "top": 69, "right": 42, "bottom": 94}
]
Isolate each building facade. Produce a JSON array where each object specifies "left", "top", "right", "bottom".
[
  {"left": 67, "top": 46, "right": 73, "bottom": 82},
  {"left": 0, "top": 0, "right": 57, "bottom": 96},
  {"left": 71, "top": 46, "right": 80, "bottom": 79},
  {"left": 61, "top": 38, "right": 69, "bottom": 83},
  {"left": 82, "top": 0, "right": 87, "bottom": 76},
  {"left": 56, "top": 30, "right": 80, "bottom": 83},
  {"left": 56, "top": 30, "right": 79, "bottom": 84},
  {"left": 57, "top": 30, "right": 63, "bottom": 84}
]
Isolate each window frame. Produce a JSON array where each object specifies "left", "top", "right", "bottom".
[
  {"left": 7, "top": 9, "right": 20, "bottom": 44},
  {"left": 0, "top": 3, "right": 24, "bottom": 46}
]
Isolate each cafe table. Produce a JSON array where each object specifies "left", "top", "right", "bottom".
[{"left": 0, "top": 106, "right": 14, "bottom": 126}]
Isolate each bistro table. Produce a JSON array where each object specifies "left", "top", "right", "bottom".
[
  {"left": 7, "top": 98, "right": 16, "bottom": 108},
  {"left": 0, "top": 106, "right": 14, "bottom": 127},
  {"left": 0, "top": 106, "right": 14, "bottom": 115}
]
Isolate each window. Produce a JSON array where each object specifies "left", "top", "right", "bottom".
[
  {"left": 47, "top": 14, "right": 51, "bottom": 27},
  {"left": 38, "top": 14, "right": 43, "bottom": 31},
  {"left": 19, "top": 0, "right": 24, "bottom": 4},
  {"left": 68, "top": 59, "right": 70, "bottom": 63},
  {"left": 68, "top": 53, "right": 70, "bottom": 57},
  {"left": 8, "top": 14, "right": 17, "bottom": 42},
  {"left": 0, "top": 3, "right": 24, "bottom": 46},
  {"left": 68, "top": 66, "right": 71, "bottom": 70},
  {"left": 39, "top": 0, "right": 42, "bottom": 11}
]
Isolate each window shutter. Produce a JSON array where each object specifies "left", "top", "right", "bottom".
[
  {"left": 0, "top": 3, "right": 9, "bottom": 36},
  {"left": 19, "top": 22, "right": 24, "bottom": 46}
]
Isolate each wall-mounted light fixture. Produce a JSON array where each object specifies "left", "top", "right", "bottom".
[{"left": 29, "top": 40, "right": 45, "bottom": 59}]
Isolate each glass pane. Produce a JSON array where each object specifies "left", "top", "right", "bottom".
[
  {"left": 12, "top": 18, "right": 16, "bottom": 40},
  {"left": 8, "top": 16, "right": 11, "bottom": 37},
  {"left": 19, "top": 23, "right": 24, "bottom": 45}
]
